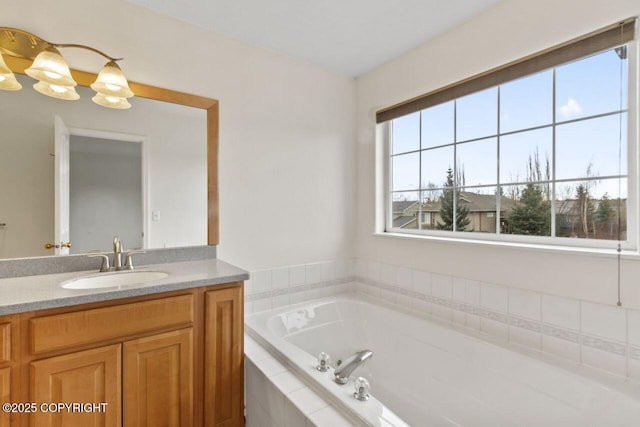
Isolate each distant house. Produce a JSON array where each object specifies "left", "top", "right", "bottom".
[
  {"left": 392, "top": 192, "right": 520, "bottom": 233},
  {"left": 556, "top": 198, "right": 626, "bottom": 239}
]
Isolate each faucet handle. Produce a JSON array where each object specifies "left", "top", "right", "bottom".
[
  {"left": 123, "top": 250, "right": 145, "bottom": 270},
  {"left": 316, "top": 352, "right": 331, "bottom": 372},
  {"left": 88, "top": 254, "right": 111, "bottom": 272}
]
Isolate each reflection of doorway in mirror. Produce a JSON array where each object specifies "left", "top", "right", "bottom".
[{"left": 62, "top": 125, "right": 148, "bottom": 254}]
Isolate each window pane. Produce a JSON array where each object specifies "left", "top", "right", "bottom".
[
  {"left": 556, "top": 49, "right": 627, "bottom": 121},
  {"left": 501, "top": 70, "right": 552, "bottom": 132},
  {"left": 555, "top": 178, "right": 626, "bottom": 240},
  {"left": 391, "top": 191, "right": 420, "bottom": 229},
  {"left": 456, "top": 138, "right": 497, "bottom": 186},
  {"left": 556, "top": 113, "right": 627, "bottom": 180},
  {"left": 502, "top": 183, "right": 552, "bottom": 236},
  {"left": 456, "top": 87, "right": 498, "bottom": 142},
  {"left": 392, "top": 112, "right": 420, "bottom": 154},
  {"left": 421, "top": 146, "right": 454, "bottom": 189},
  {"left": 392, "top": 152, "right": 419, "bottom": 191},
  {"left": 500, "top": 128, "right": 552, "bottom": 184},
  {"left": 422, "top": 101, "right": 454, "bottom": 148},
  {"left": 458, "top": 187, "right": 498, "bottom": 233}
]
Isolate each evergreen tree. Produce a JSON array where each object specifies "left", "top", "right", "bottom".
[
  {"left": 437, "top": 168, "right": 470, "bottom": 231},
  {"left": 595, "top": 192, "right": 616, "bottom": 238},
  {"left": 508, "top": 184, "right": 550, "bottom": 236}
]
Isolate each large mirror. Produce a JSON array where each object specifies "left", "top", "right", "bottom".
[{"left": 0, "top": 57, "right": 219, "bottom": 259}]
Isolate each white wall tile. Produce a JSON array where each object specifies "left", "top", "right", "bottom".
[
  {"left": 509, "top": 288, "right": 541, "bottom": 320},
  {"left": 289, "top": 265, "right": 306, "bottom": 287},
  {"left": 246, "top": 393, "right": 273, "bottom": 427},
  {"left": 452, "top": 277, "right": 466, "bottom": 302},
  {"left": 270, "top": 371, "right": 306, "bottom": 396},
  {"left": 321, "top": 261, "right": 336, "bottom": 282},
  {"left": 284, "top": 399, "right": 307, "bottom": 426},
  {"left": 367, "top": 260, "right": 381, "bottom": 281},
  {"left": 581, "top": 301, "right": 626, "bottom": 342},
  {"left": 412, "top": 270, "right": 432, "bottom": 294},
  {"left": 355, "top": 259, "right": 367, "bottom": 278},
  {"left": 288, "top": 387, "right": 330, "bottom": 416},
  {"left": 542, "top": 295, "right": 580, "bottom": 330},
  {"left": 396, "top": 267, "right": 413, "bottom": 290},
  {"left": 465, "top": 280, "right": 480, "bottom": 305},
  {"left": 480, "top": 283, "right": 508, "bottom": 313},
  {"left": 272, "top": 267, "right": 290, "bottom": 290},
  {"left": 628, "top": 309, "right": 640, "bottom": 347},
  {"left": 509, "top": 326, "right": 541, "bottom": 350},
  {"left": 466, "top": 314, "right": 481, "bottom": 331},
  {"left": 289, "top": 290, "right": 308, "bottom": 304},
  {"left": 252, "top": 269, "right": 272, "bottom": 293},
  {"left": 253, "top": 298, "right": 272, "bottom": 313},
  {"left": 453, "top": 310, "right": 466, "bottom": 326},
  {"left": 432, "top": 274, "right": 452, "bottom": 298},
  {"left": 542, "top": 335, "right": 580, "bottom": 362},
  {"left": 245, "top": 301, "right": 254, "bottom": 315},
  {"left": 305, "top": 263, "right": 322, "bottom": 285},
  {"left": 335, "top": 259, "right": 349, "bottom": 279},
  {"left": 272, "top": 294, "right": 290, "bottom": 309},
  {"left": 628, "top": 357, "right": 640, "bottom": 381},
  {"left": 397, "top": 294, "right": 413, "bottom": 309},
  {"left": 244, "top": 278, "right": 254, "bottom": 295},
  {"left": 412, "top": 299, "right": 432, "bottom": 316},
  {"left": 379, "top": 263, "right": 397, "bottom": 285},
  {"left": 481, "top": 318, "right": 508, "bottom": 340},
  {"left": 307, "top": 405, "right": 352, "bottom": 427},
  {"left": 581, "top": 345, "right": 626, "bottom": 377},
  {"left": 432, "top": 305, "right": 453, "bottom": 322}
]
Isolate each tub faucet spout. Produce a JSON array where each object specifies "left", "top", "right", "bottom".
[{"left": 334, "top": 350, "right": 373, "bottom": 385}]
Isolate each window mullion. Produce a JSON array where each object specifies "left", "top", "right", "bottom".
[{"left": 551, "top": 67, "right": 557, "bottom": 237}]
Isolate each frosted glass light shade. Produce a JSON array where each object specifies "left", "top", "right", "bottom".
[
  {"left": 33, "top": 81, "right": 80, "bottom": 100},
  {"left": 91, "top": 61, "right": 134, "bottom": 98},
  {"left": 25, "top": 47, "right": 77, "bottom": 87},
  {"left": 0, "top": 54, "right": 22, "bottom": 91},
  {"left": 92, "top": 92, "right": 131, "bottom": 109}
]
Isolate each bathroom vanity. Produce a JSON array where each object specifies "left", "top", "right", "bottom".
[{"left": 0, "top": 259, "right": 247, "bottom": 427}]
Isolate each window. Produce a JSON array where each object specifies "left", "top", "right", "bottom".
[{"left": 380, "top": 20, "right": 636, "bottom": 248}]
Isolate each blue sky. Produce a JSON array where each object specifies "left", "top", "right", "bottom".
[{"left": 391, "top": 48, "right": 628, "bottom": 202}]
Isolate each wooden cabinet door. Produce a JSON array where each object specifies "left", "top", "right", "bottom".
[
  {"left": 123, "top": 328, "right": 193, "bottom": 427},
  {"left": 30, "top": 344, "right": 121, "bottom": 427},
  {"left": 204, "top": 287, "right": 243, "bottom": 427},
  {"left": 0, "top": 367, "right": 9, "bottom": 427}
]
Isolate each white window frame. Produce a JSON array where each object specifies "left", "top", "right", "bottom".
[{"left": 378, "top": 36, "right": 639, "bottom": 252}]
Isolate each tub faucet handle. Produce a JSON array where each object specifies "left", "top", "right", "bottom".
[
  {"left": 353, "top": 377, "right": 370, "bottom": 401},
  {"left": 316, "top": 352, "right": 331, "bottom": 372}
]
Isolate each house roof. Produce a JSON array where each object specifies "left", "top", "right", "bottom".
[
  {"left": 392, "top": 200, "right": 418, "bottom": 214},
  {"left": 422, "top": 191, "right": 519, "bottom": 213},
  {"left": 393, "top": 216, "right": 416, "bottom": 228}
]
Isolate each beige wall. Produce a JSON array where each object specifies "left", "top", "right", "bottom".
[
  {"left": 1, "top": 0, "right": 357, "bottom": 269},
  {"left": 356, "top": 0, "right": 640, "bottom": 307}
]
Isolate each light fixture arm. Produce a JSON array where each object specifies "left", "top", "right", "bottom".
[{"left": 0, "top": 27, "right": 123, "bottom": 62}]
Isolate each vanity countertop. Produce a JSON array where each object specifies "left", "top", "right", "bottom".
[{"left": 0, "top": 258, "right": 249, "bottom": 315}]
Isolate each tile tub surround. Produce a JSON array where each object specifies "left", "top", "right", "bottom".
[
  {"left": 0, "top": 245, "right": 217, "bottom": 278},
  {"left": 245, "top": 258, "right": 640, "bottom": 379},
  {"left": 245, "top": 335, "right": 353, "bottom": 427}
]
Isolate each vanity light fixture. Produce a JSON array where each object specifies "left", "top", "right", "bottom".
[{"left": 0, "top": 27, "right": 134, "bottom": 109}]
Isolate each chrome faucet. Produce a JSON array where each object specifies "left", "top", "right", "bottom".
[
  {"left": 113, "top": 236, "right": 123, "bottom": 270},
  {"left": 88, "top": 236, "right": 144, "bottom": 272},
  {"left": 334, "top": 350, "right": 373, "bottom": 385}
]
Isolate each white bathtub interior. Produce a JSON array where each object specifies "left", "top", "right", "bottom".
[{"left": 246, "top": 294, "right": 640, "bottom": 427}]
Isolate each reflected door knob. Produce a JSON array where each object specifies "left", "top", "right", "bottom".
[{"left": 44, "top": 242, "right": 72, "bottom": 249}]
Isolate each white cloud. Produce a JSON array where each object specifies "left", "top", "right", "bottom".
[{"left": 559, "top": 97, "right": 583, "bottom": 119}]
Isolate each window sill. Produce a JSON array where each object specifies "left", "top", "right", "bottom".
[{"left": 373, "top": 231, "right": 640, "bottom": 260}]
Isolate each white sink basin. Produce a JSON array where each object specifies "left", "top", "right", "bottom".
[{"left": 60, "top": 270, "right": 169, "bottom": 290}]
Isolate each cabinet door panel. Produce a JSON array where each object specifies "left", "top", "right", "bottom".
[
  {"left": 204, "top": 287, "right": 243, "bottom": 427},
  {"left": 123, "top": 328, "right": 193, "bottom": 427},
  {"left": 0, "top": 368, "right": 8, "bottom": 427},
  {"left": 30, "top": 344, "right": 121, "bottom": 427}
]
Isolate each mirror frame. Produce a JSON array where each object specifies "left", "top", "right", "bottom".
[{"left": 4, "top": 55, "right": 219, "bottom": 247}]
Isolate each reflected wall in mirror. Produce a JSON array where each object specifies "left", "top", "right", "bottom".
[{"left": 0, "top": 58, "right": 219, "bottom": 259}]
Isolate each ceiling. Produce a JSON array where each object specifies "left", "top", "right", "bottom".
[{"left": 128, "top": 0, "right": 500, "bottom": 77}]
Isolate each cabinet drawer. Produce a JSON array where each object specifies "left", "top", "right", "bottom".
[
  {"left": 0, "top": 323, "right": 10, "bottom": 364},
  {"left": 30, "top": 295, "right": 194, "bottom": 354}
]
